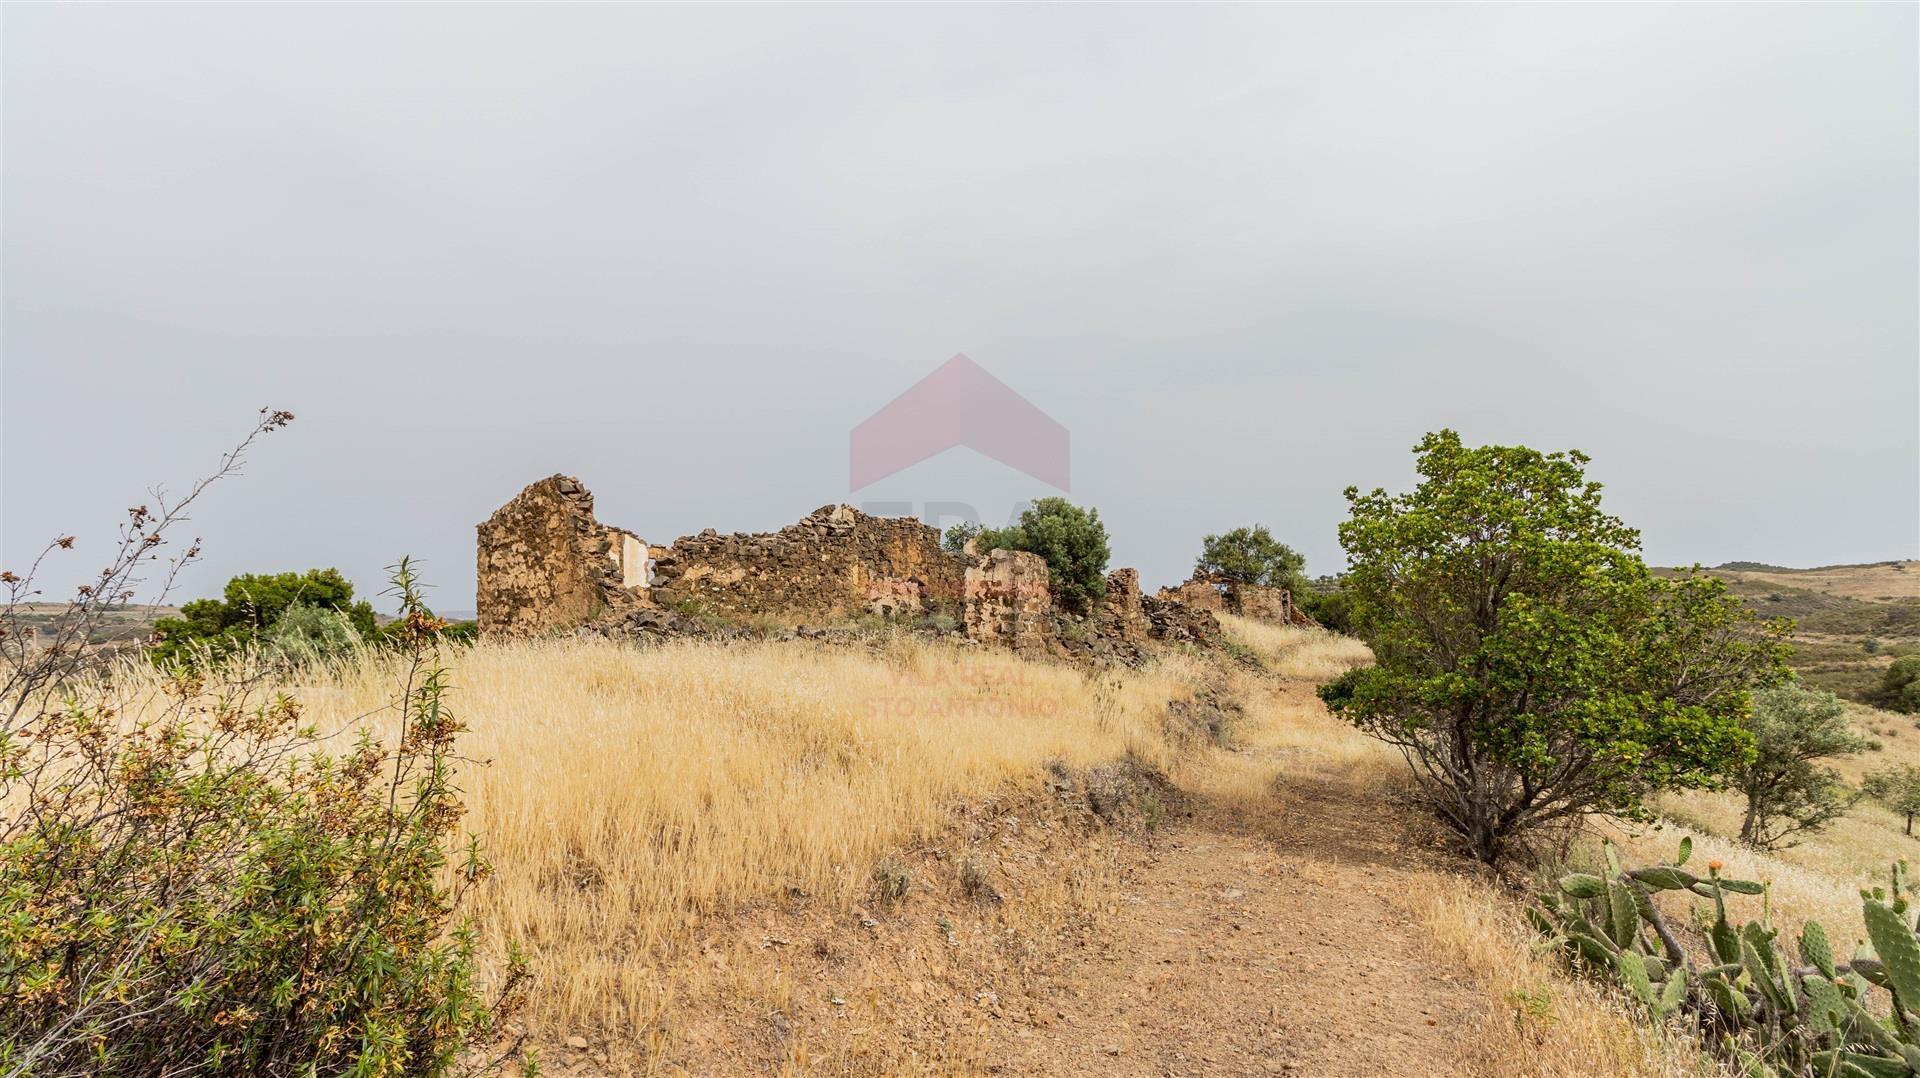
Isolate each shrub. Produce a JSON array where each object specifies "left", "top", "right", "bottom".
[
  {"left": 1869, "top": 656, "right": 1920, "bottom": 715},
  {"left": 1732, "top": 685, "right": 1867, "bottom": 849},
  {"left": 1295, "top": 584, "right": 1353, "bottom": 635},
  {"left": 0, "top": 415, "right": 519, "bottom": 1075},
  {"left": 1193, "top": 525, "right": 1308, "bottom": 594},
  {"left": 975, "top": 498, "right": 1110, "bottom": 614},
  {"left": 150, "top": 568, "right": 377, "bottom": 666},
  {"left": 261, "top": 599, "right": 365, "bottom": 664},
  {"left": 1321, "top": 431, "right": 1790, "bottom": 865}
]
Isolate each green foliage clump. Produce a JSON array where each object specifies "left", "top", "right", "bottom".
[
  {"left": 975, "top": 498, "right": 1111, "bottom": 614},
  {"left": 1864, "top": 765, "right": 1920, "bottom": 836},
  {"left": 941, "top": 521, "right": 982, "bottom": 556},
  {"left": 1320, "top": 430, "right": 1790, "bottom": 864},
  {"left": 1534, "top": 840, "right": 1920, "bottom": 1076},
  {"left": 1295, "top": 582, "right": 1354, "bottom": 635},
  {"left": 151, "top": 568, "right": 376, "bottom": 665},
  {"left": 1733, "top": 685, "right": 1868, "bottom": 850},
  {"left": 1870, "top": 656, "right": 1920, "bottom": 715},
  {"left": 1194, "top": 525, "right": 1307, "bottom": 594},
  {"left": 0, "top": 561, "right": 521, "bottom": 1075}
]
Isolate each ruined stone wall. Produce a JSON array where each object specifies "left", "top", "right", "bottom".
[
  {"left": 649, "top": 505, "right": 967, "bottom": 622},
  {"left": 1140, "top": 592, "right": 1224, "bottom": 647},
  {"left": 1095, "top": 568, "right": 1150, "bottom": 646},
  {"left": 477, "top": 475, "right": 645, "bottom": 637},
  {"left": 1158, "top": 579, "right": 1225, "bottom": 612},
  {"left": 1158, "top": 574, "right": 1296, "bottom": 626},
  {"left": 1227, "top": 581, "right": 1294, "bottom": 624},
  {"left": 962, "top": 549, "right": 1052, "bottom": 654}
]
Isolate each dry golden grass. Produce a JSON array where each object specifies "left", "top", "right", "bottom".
[
  {"left": 1216, "top": 612, "right": 1375, "bottom": 680},
  {"left": 71, "top": 624, "right": 1719, "bottom": 1073},
  {"left": 1413, "top": 873, "right": 1716, "bottom": 1078},
  {"left": 92, "top": 633, "right": 1209, "bottom": 1036}
]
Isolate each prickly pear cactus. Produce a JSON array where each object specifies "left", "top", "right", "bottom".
[{"left": 1534, "top": 844, "right": 1920, "bottom": 1076}]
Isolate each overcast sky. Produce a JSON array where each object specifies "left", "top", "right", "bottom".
[{"left": 4, "top": 4, "right": 1915, "bottom": 610}]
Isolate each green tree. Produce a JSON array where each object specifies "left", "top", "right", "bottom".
[
  {"left": 1864, "top": 764, "right": 1920, "bottom": 836},
  {"left": 1320, "top": 431, "right": 1790, "bottom": 865},
  {"left": 975, "top": 498, "right": 1111, "bottom": 613},
  {"left": 151, "top": 568, "right": 377, "bottom": 664},
  {"left": 1194, "top": 525, "right": 1308, "bottom": 594},
  {"left": 942, "top": 521, "right": 982, "bottom": 556},
  {"left": 1733, "top": 685, "right": 1867, "bottom": 849},
  {"left": 1869, "top": 655, "right": 1920, "bottom": 715}
]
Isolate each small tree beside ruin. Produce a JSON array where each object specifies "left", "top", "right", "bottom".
[
  {"left": 976, "top": 498, "right": 1111, "bottom": 614},
  {"left": 1320, "top": 431, "right": 1790, "bottom": 865},
  {"left": 1195, "top": 525, "right": 1308, "bottom": 595}
]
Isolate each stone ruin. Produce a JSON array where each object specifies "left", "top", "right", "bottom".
[
  {"left": 1156, "top": 572, "right": 1315, "bottom": 628},
  {"left": 961, "top": 548, "right": 1052, "bottom": 655},
  {"left": 475, "top": 476, "right": 652, "bottom": 637},
  {"left": 475, "top": 474, "right": 1303, "bottom": 659},
  {"left": 650, "top": 504, "right": 965, "bottom": 624}
]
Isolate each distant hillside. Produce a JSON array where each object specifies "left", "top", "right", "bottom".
[{"left": 1656, "top": 560, "right": 1920, "bottom": 701}]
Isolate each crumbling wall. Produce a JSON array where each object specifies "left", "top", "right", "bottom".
[
  {"left": 1094, "top": 568, "right": 1150, "bottom": 646},
  {"left": 477, "top": 475, "right": 646, "bottom": 637},
  {"left": 650, "top": 505, "right": 966, "bottom": 623},
  {"left": 1227, "top": 581, "right": 1294, "bottom": 624},
  {"left": 1141, "top": 592, "right": 1224, "bottom": 647},
  {"left": 1159, "top": 578, "right": 1225, "bottom": 612},
  {"left": 1159, "top": 573, "right": 1297, "bottom": 626},
  {"left": 963, "top": 549, "right": 1052, "bottom": 654}
]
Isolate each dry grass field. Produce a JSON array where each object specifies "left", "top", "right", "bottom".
[{"left": 73, "top": 627, "right": 1717, "bottom": 1074}]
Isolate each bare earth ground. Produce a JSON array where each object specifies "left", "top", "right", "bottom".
[
  {"left": 581, "top": 681, "right": 1501, "bottom": 1077},
  {"left": 982, "top": 774, "right": 1488, "bottom": 1076}
]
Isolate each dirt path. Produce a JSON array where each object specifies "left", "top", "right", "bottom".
[{"left": 983, "top": 746, "right": 1493, "bottom": 1076}]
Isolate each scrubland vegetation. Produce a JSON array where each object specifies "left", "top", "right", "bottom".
[{"left": 4, "top": 415, "right": 1912, "bottom": 1076}]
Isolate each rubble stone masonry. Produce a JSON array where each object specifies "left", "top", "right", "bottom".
[
  {"left": 476, "top": 475, "right": 646, "bottom": 637},
  {"left": 649, "top": 505, "right": 966, "bottom": 623}
]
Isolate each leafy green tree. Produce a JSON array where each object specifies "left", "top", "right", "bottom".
[
  {"left": 1320, "top": 431, "right": 1790, "bottom": 865},
  {"left": 975, "top": 498, "right": 1111, "bottom": 613},
  {"left": 1733, "top": 685, "right": 1867, "bottom": 849},
  {"left": 1195, "top": 526, "right": 1308, "bottom": 594},
  {"left": 151, "top": 568, "right": 377, "bottom": 664},
  {"left": 1869, "top": 656, "right": 1920, "bottom": 715},
  {"left": 942, "top": 521, "right": 982, "bottom": 556},
  {"left": 1864, "top": 764, "right": 1920, "bottom": 836}
]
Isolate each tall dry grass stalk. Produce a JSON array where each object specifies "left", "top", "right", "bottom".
[{"left": 1217, "top": 612, "right": 1374, "bottom": 680}]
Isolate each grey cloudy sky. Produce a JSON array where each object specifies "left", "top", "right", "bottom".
[{"left": 4, "top": 3, "right": 1915, "bottom": 609}]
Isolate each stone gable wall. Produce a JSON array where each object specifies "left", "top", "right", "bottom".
[{"left": 476, "top": 475, "right": 644, "bottom": 637}]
